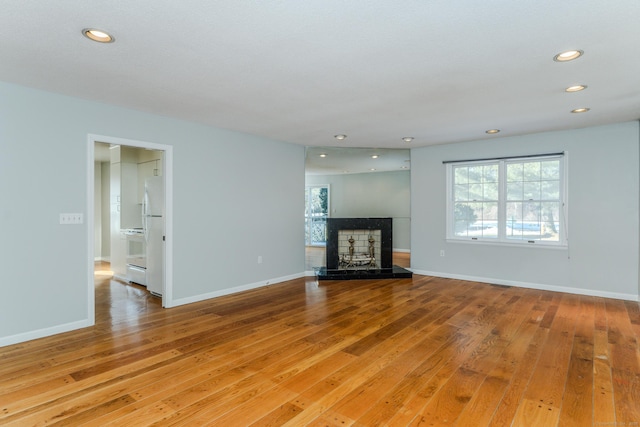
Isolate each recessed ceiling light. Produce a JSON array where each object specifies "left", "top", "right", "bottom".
[
  {"left": 401, "top": 166, "right": 409, "bottom": 169},
  {"left": 82, "top": 28, "right": 115, "bottom": 43},
  {"left": 319, "top": 153, "right": 327, "bottom": 158},
  {"left": 370, "top": 168, "right": 376, "bottom": 171},
  {"left": 402, "top": 137, "right": 414, "bottom": 142},
  {"left": 485, "top": 129, "right": 500, "bottom": 134},
  {"left": 553, "top": 50, "right": 583, "bottom": 62},
  {"left": 371, "top": 155, "right": 379, "bottom": 159},
  {"left": 571, "top": 107, "right": 590, "bottom": 113},
  {"left": 565, "top": 85, "right": 587, "bottom": 92},
  {"left": 334, "top": 134, "right": 347, "bottom": 140}
]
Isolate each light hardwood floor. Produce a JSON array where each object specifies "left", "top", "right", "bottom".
[{"left": 1, "top": 263, "right": 639, "bottom": 426}]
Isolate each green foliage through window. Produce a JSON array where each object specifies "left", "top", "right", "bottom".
[{"left": 448, "top": 155, "right": 565, "bottom": 245}]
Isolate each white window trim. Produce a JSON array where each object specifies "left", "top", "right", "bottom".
[{"left": 445, "top": 152, "right": 568, "bottom": 248}]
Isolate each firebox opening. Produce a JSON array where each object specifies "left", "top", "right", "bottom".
[{"left": 338, "top": 229, "right": 381, "bottom": 270}]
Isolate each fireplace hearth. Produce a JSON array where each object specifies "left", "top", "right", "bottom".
[{"left": 315, "top": 217, "right": 412, "bottom": 280}]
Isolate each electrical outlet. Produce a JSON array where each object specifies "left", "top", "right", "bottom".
[
  {"left": 60, "top": 213, "right": 83, "bottom": 225},
  {"left": 258, "top": 255, "right": 263, "bottom": 264},
  {"left": 440, "top": 249, "right": 445, "bottom": 257}
]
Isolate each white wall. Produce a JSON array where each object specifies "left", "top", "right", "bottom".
[
  {"left": 411, "top": 121, "right": 640, "bottom": 301},
  {"left": 0, "top": 81, "right": 305, "bottom": 346},
  {"left": 94, "top": 161, "right": 102, "bottom": 259},
  {"left": 100, "top": 162, "right": 110, "bottom": 259},
  {"left": 306, "top": 170, "right": 411, "bottom": 251}
]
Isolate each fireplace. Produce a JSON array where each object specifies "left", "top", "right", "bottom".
[
  {"left": 317, "top": 217, "right": 412, "bottom": 280},
  {"left": 326, "top": 218, "right": 392, "bottom": 269}
]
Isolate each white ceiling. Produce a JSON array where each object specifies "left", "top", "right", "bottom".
[
  {"left": 305, "top": 147, "right": 410, "bottom": 175},
  {"left": 2, "top": 1, "right": 639, "bottom": 160}
]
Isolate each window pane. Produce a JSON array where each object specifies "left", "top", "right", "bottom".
[
  {"left": 506, "top": 201, "right": 523, "bottom": 220},
  {"left": 484, "top": 182, "right": 499, "bottom": 200},
  {"left": 454, "top": 220, "right": 469, "bottom": 236},
  {"left": 523, "top": 201, "right": 541, "bottom": 221},
  {"left": 506, "top": 201, "right": 546, "bottom": 240},
  {"left": 541, "top": 180, "right": 560, "bottom": 199},
  {"left": 507, "top": 163, "right": 523, "bottom": 182},
  {"left": 483, "top": 164, "right": 498, "bottom": 183},
  {"left": 468, "top": 166, "right": 483, "bottom": 183},
  {"left": 541, "top": 160, "right": 560, "bottom": 179},
  {"left": 523, "top": 162, "right": 541, "bottom": 181},
  {"left": 523, "top": 181, "right": 541, "bottom": 200},
  {"left": 304, "top": 188, "right": 309, "bottom": 216},
  {"left": 305, "top": 185, "right": 329, "bottom": 245},
  {"left": 507, "top": 182, "right": 523, "bottom": 201},
  {"left": 454, "top": 202, "right": 479, "bottom": 221},
  {"left": 479, "top": 202, "right": 498, "bottom": 238},
  {"left": 482, "top": 202, "right": 498, "bottom": 221},
  {"left": 454, "top": 184, "right": 469, "bottom": 201},
  {"left": 454, "top": 202, "right": 478, "bottom": 236},
  {"left": 469, "top": 184, "right": 483, "bottom": 201},
  {"left": 541, "top": 202, "right": 560, "bottom": 241},
  {"left": 506, "top": 202, "right": 524, "bottom": 239},
  {"left": 455, "top": 167, "right": 469, "bottom": 184}
]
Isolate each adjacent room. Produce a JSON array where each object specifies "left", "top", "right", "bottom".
[{"left": 1, "top": 1, "right": 639, "bottom": 425}]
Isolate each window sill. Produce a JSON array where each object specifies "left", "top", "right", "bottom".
[{"left": 445, "top": 238, "right": 568, "bottom": 250}]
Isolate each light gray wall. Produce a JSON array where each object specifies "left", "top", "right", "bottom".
[
  {"left": 411, "top": 121, "right": 640, "bottom": 300},
  {"left": 306, "top": 170, "right": 411, "bottom": 250},
  {"left": 0, "top": 81, "right": 305, "bottom": 345}
]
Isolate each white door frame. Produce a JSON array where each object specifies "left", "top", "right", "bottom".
[{"left": 87, "top": 134, "right": 174, "bottom": 324}]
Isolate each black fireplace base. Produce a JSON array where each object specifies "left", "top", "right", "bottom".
[{"left": 314, "top": 265, "right": 413, "bottom": 281}]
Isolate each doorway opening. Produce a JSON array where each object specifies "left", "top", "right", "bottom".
[{"left": 87, "top": 134, "right": 174, "bottom": 326}]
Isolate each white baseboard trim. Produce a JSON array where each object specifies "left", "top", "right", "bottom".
[
  {"left": 0, "top": 319, "right": 93, "bottom": 348},
  {"left": 411, "top": 269, "right": 639, "bottom": 302},
  {"left": 393, "top": 248, "right": 411, "bottom": 253},
  {"left": 169, "top": 272, "right": 306, "bottom": 308}
]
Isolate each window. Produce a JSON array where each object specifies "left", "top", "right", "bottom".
[
  {"left": 447, "top": 154, "right": 566, "bottom": 246},
  {"left": 305, "top": 185, "right": 329, "bottom": 246}
]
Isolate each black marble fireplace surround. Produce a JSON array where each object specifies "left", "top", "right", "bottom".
[{"left": 316, "top": 217, "right": 412, "bottom": 280}]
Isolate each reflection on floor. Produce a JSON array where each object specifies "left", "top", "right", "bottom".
[
  {"left": 94, "top": 249, "right": 410, "bottom": 324},
  {"left": 94, "top": 261, "right": 162, "bottom": 327}
]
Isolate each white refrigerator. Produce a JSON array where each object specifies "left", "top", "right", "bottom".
[{"left": 143, "top": 176, "right": 164, "bottom": 297}]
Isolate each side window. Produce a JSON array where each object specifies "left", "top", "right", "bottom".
[{"left": 305, "top": 185, "right": 329, "bottom": 246}]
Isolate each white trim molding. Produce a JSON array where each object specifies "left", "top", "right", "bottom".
[
  {"left": 87, "top": 134, "right": 174, "bottom": 312},
  {"left": 411, "top": 269, "right": 638, "bottom": 302},
  {"left": 170, "top": 272, "right": 306, "bottom": 307},
  {"left": 0, "top": 319, "right": 93, "bottom": 348}
]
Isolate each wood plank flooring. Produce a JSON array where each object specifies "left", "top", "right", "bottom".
[{"left": 1, "top": 264, "right": 639, "bottom": 426}]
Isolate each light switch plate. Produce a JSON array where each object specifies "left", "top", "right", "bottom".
[{"left": 60, "top": 213, "right": 83, "bottom": 225}]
